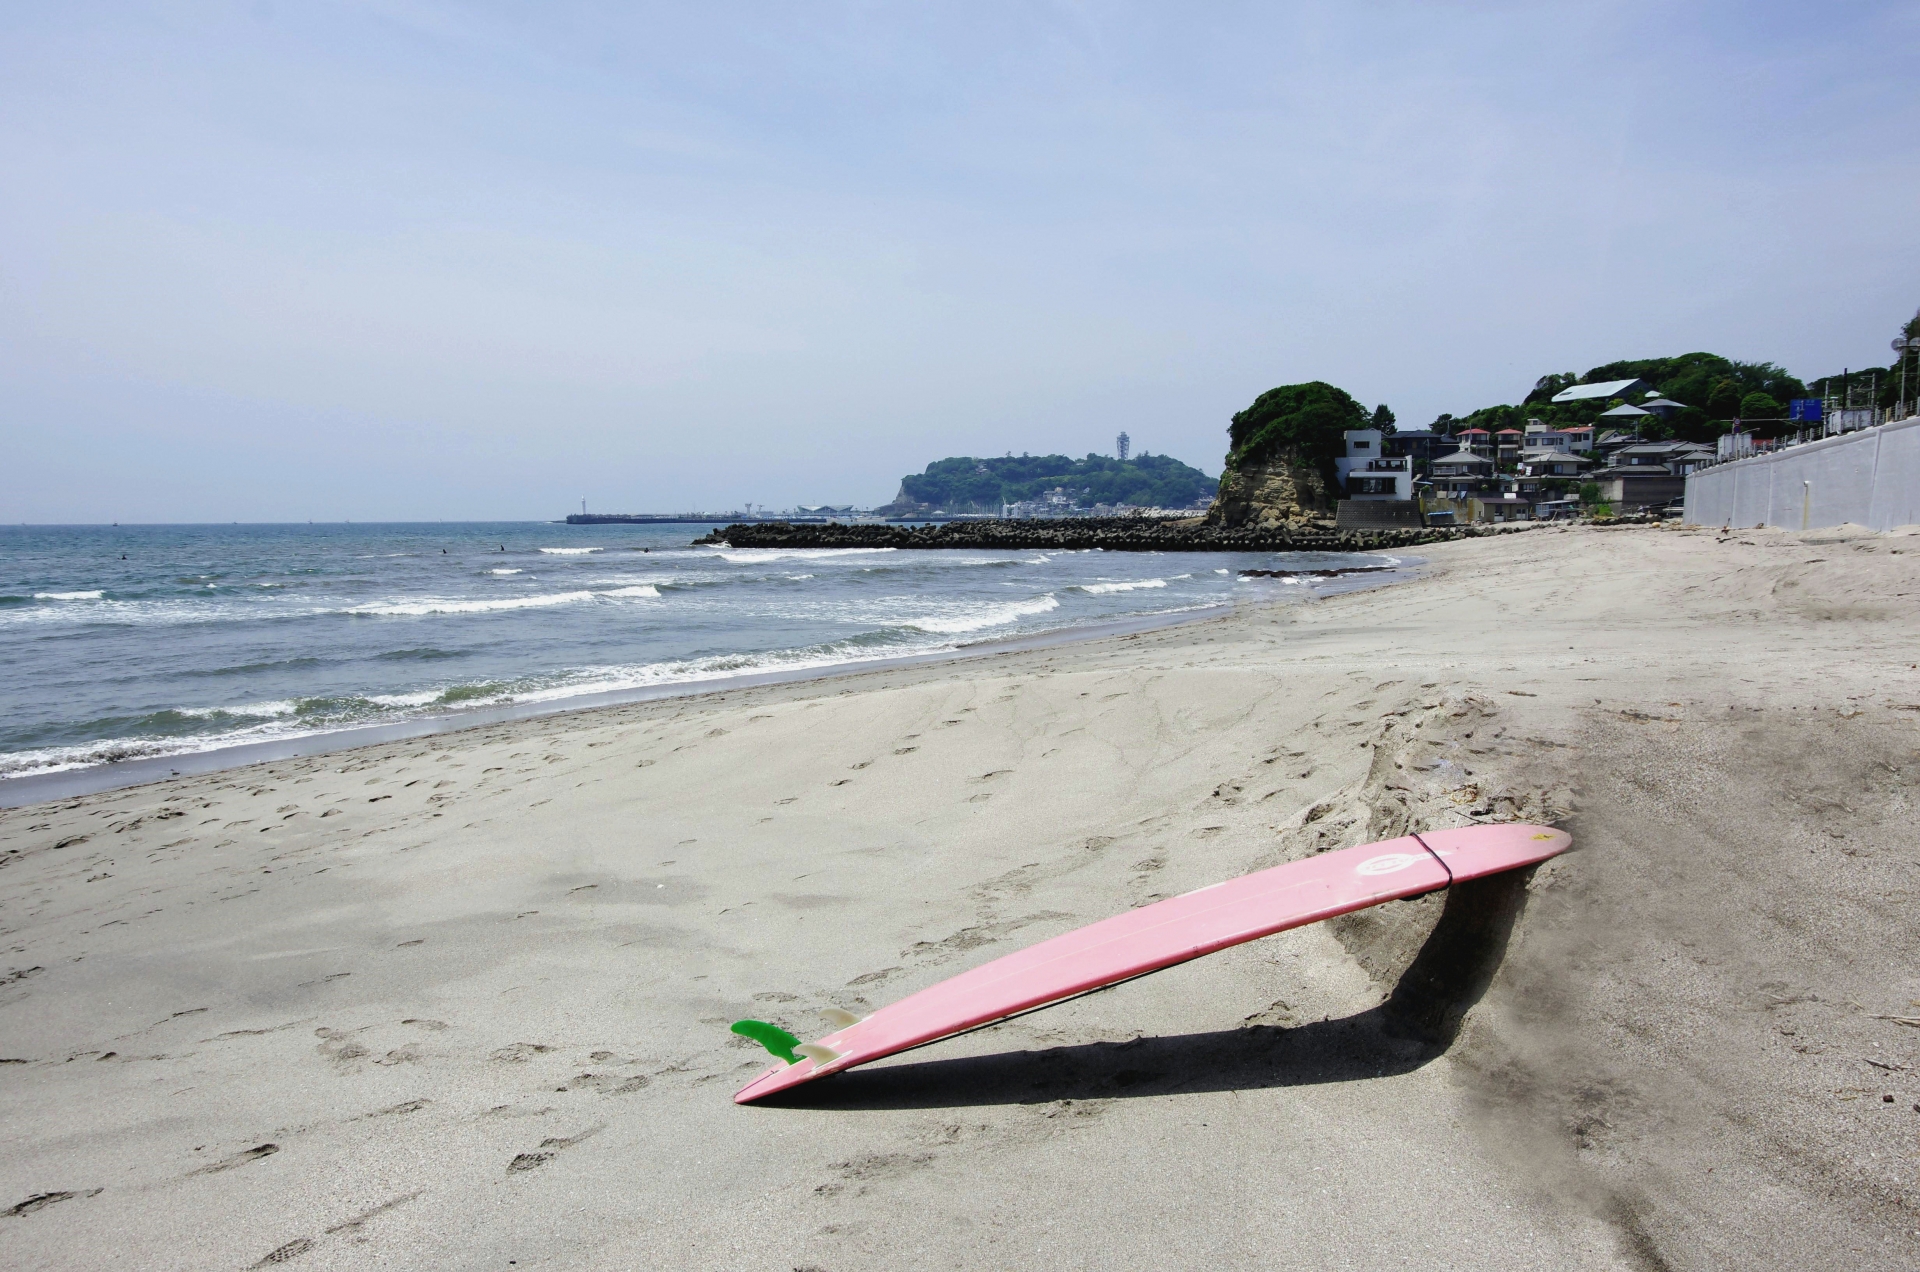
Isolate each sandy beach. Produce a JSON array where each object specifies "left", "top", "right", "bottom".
[{"left": 4, "top": 523, "right": 1919, "bottom": 1271}]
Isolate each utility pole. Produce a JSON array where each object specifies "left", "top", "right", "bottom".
[{"left": 1898, "top": 337, "right": 1912, "bottom": 420}]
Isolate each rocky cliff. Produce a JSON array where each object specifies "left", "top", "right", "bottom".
[
  {"left": 1203, "top": 380, "right": 1364, "bottom": 528},
  {"left": 1203, "top": 450, "right": 1336, "bottom": 528}
]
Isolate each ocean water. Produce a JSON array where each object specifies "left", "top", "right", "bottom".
[{"left": 0, "top": 522, "right": 1403, "bottom": 781}]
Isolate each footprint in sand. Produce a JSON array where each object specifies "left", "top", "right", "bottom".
[
  {"left": 488, "top": 1042, "right": 554, "bottom": 1063},
  {"left": 506, "top": 1124, "right": 602, "bottom": 1174}
]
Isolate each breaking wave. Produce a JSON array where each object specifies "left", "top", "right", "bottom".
[
  {"left": 348, "top": 591, "right": 597, "bottom": 616},
  {"left": 1071, "top": 578, "right": 1168, "bottom": 594},
  {"left": 714, "top": 547, "right": 897, "bottom": 563},
  {"left": 904, "top": 594, "right": 1060, "bottom": 634}
]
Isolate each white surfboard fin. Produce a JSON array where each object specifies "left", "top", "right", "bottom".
[
  {"left": 820, "top": 1007, "right": 862, "bottom": 1029},
  {"left": 794, "top": 1043, "right": 840, "bottom": 1065}
]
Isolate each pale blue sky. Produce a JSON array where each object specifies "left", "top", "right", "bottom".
[{"left": 5, "top": 2, "right": 1918, "bottom": 521}]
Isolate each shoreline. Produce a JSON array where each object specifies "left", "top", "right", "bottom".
[
  {"left": 0, "top": 601, "right": 1246, "bottom": 809},
  {"left": 0, "top": 556, "right": 1426, "bottom": 809}
]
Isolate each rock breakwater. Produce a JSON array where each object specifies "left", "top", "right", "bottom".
[{"left": 692, "top": 517, "right": 1524, "bottom": 552}]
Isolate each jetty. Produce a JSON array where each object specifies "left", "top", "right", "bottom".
[{"left": 691, "top": 516, "right": 1519, "bottom": 553}]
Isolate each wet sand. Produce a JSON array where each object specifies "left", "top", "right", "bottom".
[{"left": 3, "top": 522, "right": 1918, "bottom": 1270}]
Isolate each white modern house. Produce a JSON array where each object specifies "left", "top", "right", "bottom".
[{"left": 1334, "top": 429, "right": 1412, "bottom": 499}]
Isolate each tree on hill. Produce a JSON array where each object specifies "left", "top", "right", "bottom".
[
  {"left": 1202, "top": 381, "right": 1368, "bottom": 527},
  {"left": 1447, "top": 353, "right": 1809, "bottom": 443},
  {"left": 892, "top": 452, "right": 1217, "bottom": 513},
  {"left": 1226, "top": 381, "right": 1369, "bottom": 471},
  {"left": 1546, "top": 353, "right": 1805, "bottom": 415}
]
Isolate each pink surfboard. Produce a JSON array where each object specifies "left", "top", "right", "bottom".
[{"left": 734, "top": 823, "right": 1569, "bottom": 1103}]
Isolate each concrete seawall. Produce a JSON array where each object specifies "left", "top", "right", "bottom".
[{"left": 1684, "top": 415, "right": 1920, "bottom": 531}]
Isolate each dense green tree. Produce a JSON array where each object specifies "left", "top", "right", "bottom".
[
  {"left": 1370, "top": 404, "right": 1397, "bottom": 433},
  {"left": 1517, "top": 353, "right": 1804, "bottom": 422},
  {"left": 1667, "top": 405, "right": 1714, "bottom": 443},
  {"left": 1412, "top": 309, "right": 1919, "bottom": 448},
  {"left": 1432, "top": 350, "right": 1818, "bottom": 451},
  {"left": 1226, "top": 381, "right": 1369, "bottom": 471},
  {"left": 896, "top": 452, "right": 1216, "bottom": 512},
  {"left": 1572, "top": 353, "right": 1805, "bottom": 414},
  {"left": 1705, "top": 379, "right": 1742, "bottom": 420},
  {"left": 1528, "top": 373, "right": 1581, "bottom": 403}
]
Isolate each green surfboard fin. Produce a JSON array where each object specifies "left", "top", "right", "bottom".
[{"left": 731, "top": 1019, "right": 804, "bottom": 1064}]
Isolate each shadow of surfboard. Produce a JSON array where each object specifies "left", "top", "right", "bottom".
[{"left": 755, "top": 868, "right": 1533, "bottom": 1111}]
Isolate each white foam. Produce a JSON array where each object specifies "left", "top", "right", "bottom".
[
  {"left": 715, "top": 548, "right": 897, "bottom": 563},
  {"left": 538, "top": 547, "right": 603, "bottom": 555},
  {"left": 366, "top": 690, "right": 443, "bottom": 708},
  {"left": 488, "top": 568, "right": 523, "bottom": 575},
  {"left": 598, "top": 585, "right": 661, "bottom": 599},
  {"left": 905, "top": 594, "right": 1059, "bottom": 634},
  {"left": 35, "top": 590, "right": 103, "bottom": 601},
  {"left": 348, "top": 591, "right": 596, "bottom": 616},
  {"left": 1072, "top": 579, "right": 1168, "bottom": 594},
  {"left": 179, "top": 699, "right": 297, "bottom": 719},
  {"left": 502, "top": 640, "right": 906, "bottom": 707}
]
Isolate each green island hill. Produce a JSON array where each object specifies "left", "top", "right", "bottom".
[{"left": 879, "top": 452, "right": 1218, "bottom": 516}]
